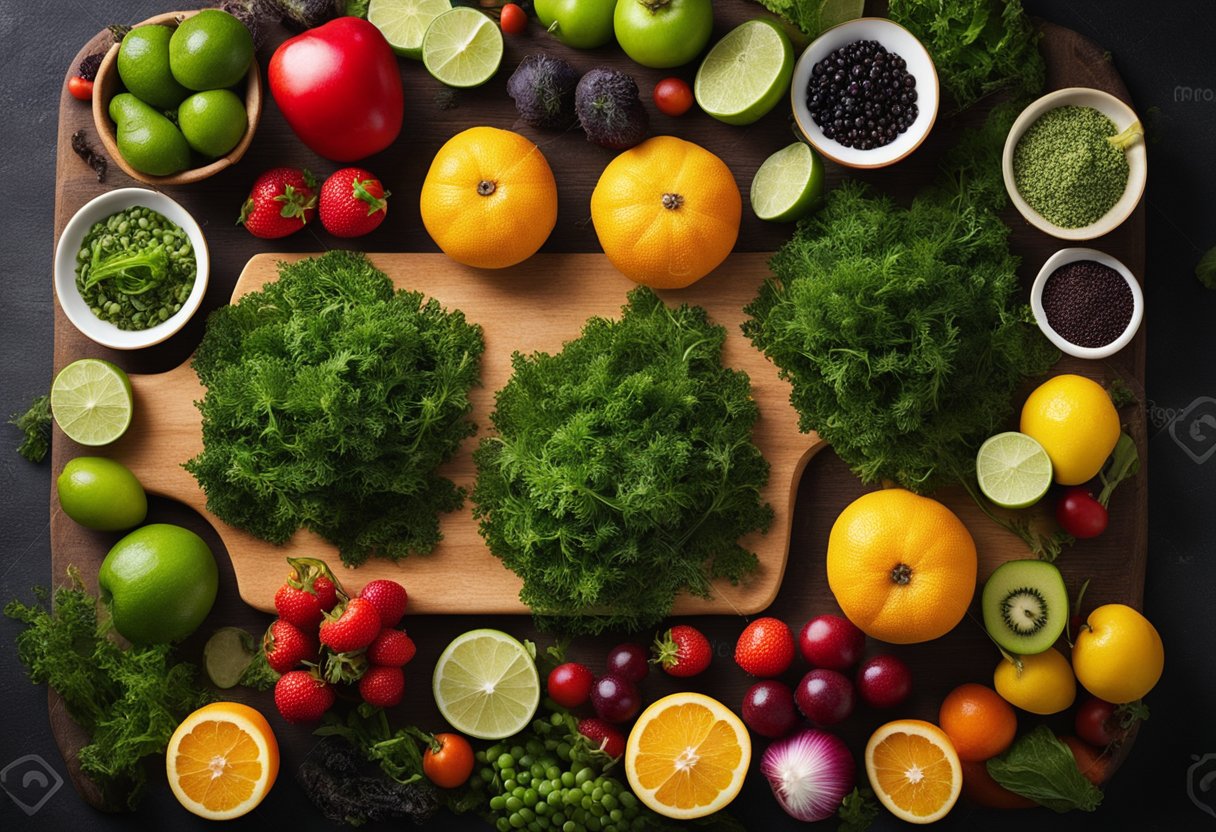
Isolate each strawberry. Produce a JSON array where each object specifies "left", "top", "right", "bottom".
[
  {"left": 735, "top": 616, "right": 796, "bottom": 678},
  {"left": 318, "top": 167, "right": 390, "bottom": 238},
  {"left": 367, "top": 628, "right": 417, "bottom": 667},
  {"left": 275, "top": 669, "right": 335, "bottom": 723},
  {"left": 359, "top": 664, "right": 405, "bottom": 708},
  {"left": 263, "top": 618, "right": 318, "bottom": 674},
  {"left": 238, "top": 167, "right": 317, "bottom": 239},
  {"left": 577, "top": 718, "right": 626, "bottom": 759},
  {"left": 319, "top": 597, "right": 382, "bottom": 652},
  {"left": 359, "top": 579, "right": 409, "bottom": 628},
  {"left": 653, "top": 624, "right": 712, "bottom": 677},
  {"left": 274, "top": 557, "right": 343, "bottom": 630}
]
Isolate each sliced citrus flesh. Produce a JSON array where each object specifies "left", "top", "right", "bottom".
[
  {"left": 866, "top": 719, "right": 962, "bottom": 824},
  {"left": 50, "top": 358, "right": 133, "bottom": 446},
  {"left": 166, "top": 701, "right": 279, "bottom": 820},
  {"left": 625, "top": 692, "right": 751, "bottom": 820},
  {"left": 432, "top": 628, "right": 540, "bottom": 740}
]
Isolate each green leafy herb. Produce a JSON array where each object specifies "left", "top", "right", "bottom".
[
  {"left": 5, "top": 568, "right": 213, "bottom": 809},
  {"left": 473, "top": 287, "right": 772, "bottom": 634},
  {"left": 889, "top": 0, "right": 1045, "bottom": 112},
  {"left": 986, "top": 725, "right": 1104, "bottom": 812},
  {"left": 186, "top": 251, "right": 484, "bottom": 566},
  {"left": 10, "top": 393, "right": 51, "bottom": 463},
  {"left": 299, "top": 736, "right": 440, "bottom": 827},
  {"left": 83, "top": 241, "right": 169, "bottom": 295},
  {"left": 750, "top": 0, "right": 864, "bottom": 38},
  {"left": 1197, "top": 246, "right": 1216, "bottom": 289},
  {"left": 317, "top": 703, "right": 428, "bottom": 786},
  {"left": 837, "top": 786, "right": 880, "bottom": 831},
  {"left": 342, "top": 0, "right": 370, "bottom": 18},
  {"left": 1097, "top": 432, "right": 1139, "bottom": 508}
]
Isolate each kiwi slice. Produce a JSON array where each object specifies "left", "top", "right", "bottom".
[{"left": 982, "top": 559, "right": 1068, "bottom": 655}]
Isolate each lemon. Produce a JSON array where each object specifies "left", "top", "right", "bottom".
[
  {"left": 118, "top": 24, "right": 190, "bottom": 109},
  {"left": 178, "top": 89, "right": 248, "bottom": 157},
  {"left": 1072, "top": 604, "right": 1164, "bottom": 703},
  {"left": 993, "top": 647, "right": 1076, "bottom": 715},
  {"left": 57, "top": 456, "right": 147, "bottom": 531},
  {"left": 1019, "top": 374, "right": 1120, "bottom": 485},
  {"left": 432, "top": 629, "right": 539, "bottom": 739},
  {"left": 50, "top": 358, "right": 134, "bottom": 446},
  {"left": 169, "top": 9, "right": 254, "bottom": 91}
]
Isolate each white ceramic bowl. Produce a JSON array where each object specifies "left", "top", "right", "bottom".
[
  {"left": 1030, "top": 247, "right": 1143, "bottom": 360},
  {"left": 54, "top": 188, "right": 209, "bottom": 350},
  {"left": 790, "top": 17, "right": 939, "bottom": 169},
  {"left": 1002, "top": 87, "right": 1147, "bottom": 240}
]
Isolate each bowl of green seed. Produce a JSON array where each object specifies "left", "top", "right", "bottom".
[
  {"left": 1002, "top": 87, "right": 1146, "bottom": 240},
  {"left": 54, "top": 188, "right": 208, "bottom": 350}
]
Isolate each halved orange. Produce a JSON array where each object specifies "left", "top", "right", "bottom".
[
  {"left": 865, "top": 719, "right": 962, "bottom": 824},
  {"left": 166, "top": 701, "right": 280, "bottom": 820},
  {"left": 625, "top": 692, "right": 751, "bottom": 820}
]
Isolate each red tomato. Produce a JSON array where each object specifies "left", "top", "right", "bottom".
[
  {"left": 500, "top": 3, "right": 528, "bottom": 35},
  {"left": 547, "top": 661, "right": 594, "bottom": 708},
  {"left": 1060, "top": 735, "right": 1110, "bottom": 786},
  {"left": 269, "top": 18, "right": 404, "bottom": 162},
  {"left": 67, "top": 76, "right": 94, "bottom": 101},
  {"left": 1056, "top": 487, "right": 1108, "bottom": 538},
  {"left": 1075, "top": 697, "right": 1121, "bottom": 747},
  {"left": 653, "top": 77, "right": 693, "bottom": 117},
  {"left": 422, "top": 733, "right": 475, "bottom": 789}
]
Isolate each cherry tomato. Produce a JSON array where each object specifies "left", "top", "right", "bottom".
[
  {"left": 67, "top": 76, "right": 94, "bottom": 102},
  {"left": 500, "top": 3, "right": 528, "bottom": 35},
  {"left": 1056, "top": 487, "right": 1108, "bottom": 538},
  {"left": 422, "top": 732, "right": 475, "bottom": 789},
  {"left": 653, "top": 77, "right": 693, "bottom": 117},
  {"left": 1075, "top": 697, "right": 1121, "bottom": 747},
  {"left": 547, "top": 661, "right": 594, "bottom": 708}
]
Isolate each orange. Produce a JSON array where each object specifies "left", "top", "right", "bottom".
[
  {"left": 938, "top": 683, "right": 1018, "bottom": 762},
  {"left": 420, "top": 126, "right": 558, "bottom": 269},
  {"left": 866, "top": 719, "right": 963, "bottom": 824},
  {"left": 166, "top": 701, "right": 279, "bottom": 820},
  {"left": 624, "top": 692, "right": 750, "bottom": 820},
  {"left": 590, "top": 136, "right": 741, "bottom": 289},
  {"left": 959, "top": 760, "right": 1035, "bottom": 809},
  {"left": 825, "top": 489, "right": 977, "bottom": 644}
]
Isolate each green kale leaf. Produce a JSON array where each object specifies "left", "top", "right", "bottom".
[{"left": 987, "top": 725, "right": 1104, "bottom": 812}]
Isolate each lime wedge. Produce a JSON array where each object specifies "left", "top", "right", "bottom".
[
  {"left": 750, "top": 142, "right": 825, "bottom": 222},
  {"left": 694, "top": 18, "right": 794, "bottom": 126},
  {"left": 433, "top": 629, "right": 540, "bottom": 740},
  {"left": 51, "top": 358, "right": 133, "bottom": 446},
  {"left": 422, "top": 7, "right": 504, "bottom": 89},
  {"left": 368, "top": 0, "right": 452, "bottom": 60},
  {"left": 816, "top": 0, "right": 866, "bottom": 32},
  {"left": 976, "top": 432, "right": 1054, "bottom": 509},
  {"left": 203, "top": 627, "right": 257, "bottom": 689}
]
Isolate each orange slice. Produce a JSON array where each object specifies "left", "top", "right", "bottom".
[
  {"left": 624, "top": 692, "right": 750, "bottom": 820},
  {"left": 865, "top": 719, "right": 962, "bottom": 824},
  {"left": 166, "top": 701, "right": 280, "bottom": 820}
]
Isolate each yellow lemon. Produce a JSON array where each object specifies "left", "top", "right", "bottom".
[
  {"left": 1019, "top": 374, "right": 1119, "bottom": 485},
  {"left": 993, "top": 647, "right": 1076, "bottom": 715},
  {"left": 1072, "top": 604, "right": 1163, "bottom": 703}
]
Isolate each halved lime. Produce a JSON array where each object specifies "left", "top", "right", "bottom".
[
  {"left": 976, "top": 431, "right": 1054, "bottom": 509},
  {"left": 50, "top": 358, "right": 133, "bottom": 446},
  {"left": 204, "top": 627, "right": 257, "bottom": 689},
  {"left": 694, "top": 18, "right": 794, "bottom": 126},
  {"left": 421, "top": 7, "right": 504, "bottom": 89},
  {"left": 368, "top": 0, "right": 452, "bottom": 60},
  {"left": 751, "top": 142, "right": 825, "bottom": 222},
  {"left": 433, "top": 629, "right": 540, "bottom": 740},
  {"left": 816, "top": 0, "right": 866, "bottom": 32}
]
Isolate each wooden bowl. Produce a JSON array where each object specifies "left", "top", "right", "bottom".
[{"left": 92, "top": 10, "right": 262, "bottom": 186}]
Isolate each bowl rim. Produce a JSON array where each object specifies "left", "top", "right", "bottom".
[
  {"left": 54, "top": 187, "right": 210, "bottom": 350},
  {"left": 1030, "top": 246, "right": 1144, "bottom": 360},
  {"left": 1001, "top": 86, "right": 1147, "bottom": 241},
  {"left": 789, "top": 16, "right": 940, "bottom": 170}
]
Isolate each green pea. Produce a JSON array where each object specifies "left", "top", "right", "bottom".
[
  {"left": 574, "top": 768, "right": 593, "bottom": 786},
  {"left": 561, "top": 772, "right": 575, "bottom": 788},
  {"left": 509, "top": 815, "right": 526, "bottom": 829},
  {"left": 490, "top": 796, "right": 507, "bottom": 811},
  {"left": 506, "top": 796, "right": 523, "bottom": 813},
  {"left": 504, "top": 779, "right": 517, "bottom": 792},
  {"left": 519, "top": 808, "right": 535, "bottom": 823},
  {"left": 497, "top": 753, "right": 514, "bottom": 770},
  {"left": 138, "top": 217, "right": 149, "bottom": 229}
]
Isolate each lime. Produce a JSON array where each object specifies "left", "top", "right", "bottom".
[
  {"left": 976, "top": 431, "right": 1054, "bottom": 509},
  {"left": 750, "top": 142, "right": 825, "bottom": 222},
  {"left": 179, "top": 89, "right": 247, "bottom": 157},
  {"left": 57, "top": 456, "right": 147, "bottom": 531},
  {"left": 109, "top": 92, "right": 193, "bottom": 176},
  {"left": 204, "top": 627, "right": 258, "bottom": 689},
  {"left": 817, "top": 0, "right": 866, "bottom": 32},
  {"left": 169, "top": 9, "right": 254, "bottom": 91},
  {"left": 694, "top": 19, "right": 794, "bottom": 126},
  {"left": 369, "top": 0, "right": 453, "bottom": 60},
  {"left": 433, "top": 629, "right": 540, "bottom": 740},
  {"left": 118, "top": 24, "right": 190, "bottom": 110},
  {"left": 99, "top": 523, "right": 218, "bottom": 645},
  {"left": 51, "top": 358, "right": 134, "bottom": 447},
  {"left": 421, "top": 7, "right": 504, "bottom": 89}
]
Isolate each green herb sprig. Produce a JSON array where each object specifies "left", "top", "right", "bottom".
[{"left": 10, "top": 393, "right": 51, "bottom": 463}]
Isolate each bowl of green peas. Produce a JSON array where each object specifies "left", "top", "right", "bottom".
[{"left": 54, "top": 188, "right": 209, "bottom": 349}]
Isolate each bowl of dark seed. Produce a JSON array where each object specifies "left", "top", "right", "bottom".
[
  {"left": 790, "top": 17, "right": 938, "bottom": 169},
  {"left": 1003, "top": 87, "right": 1147, "bottom": 240},
  {"left": 54, "top": 188, "right": 209, "bottom": 350},
  {"left": 1031, "top": 248, "right": 1143, "bottom": 360}
]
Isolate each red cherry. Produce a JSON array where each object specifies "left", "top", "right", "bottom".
[
  {"left": 742, "top": 680, "right": 799, "bottom": 738},
  {"left": 798, "top": 614, "right": 865, "bottom": 669},
  {"left": 856, "top": 654, "right": 912, "bottom": 709},
  {"left": 795, "top": 669, "right": 855, "bottom": 725}
]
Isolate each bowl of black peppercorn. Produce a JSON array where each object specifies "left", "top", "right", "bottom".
[
  {"left": 1031, "top": 247, "right": 1144, "bottom": 360},
  {"left": 791, "top": 17, "right": 939, "bottom": 169}
]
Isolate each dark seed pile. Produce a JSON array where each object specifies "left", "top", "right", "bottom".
[
  {"left": 807, "top": 40, "right": 918, "bottom": 150},
  {"left": 1042, "top": 260, "right": 1134, "bottom": 348}
]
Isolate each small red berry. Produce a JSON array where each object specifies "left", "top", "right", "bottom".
[{"left": 360, "top": 664, "right": 405, "bottom": 708}]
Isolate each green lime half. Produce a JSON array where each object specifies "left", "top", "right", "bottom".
[
  {"left": 433, "top": 629, "right": 540, "bottom": 740},
  {"left": 422, "top": 7, "right": 504, "bottom": 89},
  {"left": 976, "top": 431, "right": 1054, "bottom": 509},
  {"left": 750, "top": 142, "right": 825, "bottom": 222},
  {"left": 694, "top": 18, "right": 794, "bottom": 126},
  {"left": 204, "top": 627, "right": 258, "bottom": 689},
  {"left": 51, "top": 358, "right": 133, "bottom": 447},
  {"left": 816, "top": 0, "right": 866, "bottom": 32},
  {"left": 369, "top": 0, "right": 453, "bottom": 59}
]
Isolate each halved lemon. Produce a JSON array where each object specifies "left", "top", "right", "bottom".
[
  {"left": 166, "top": 701, "right": 280, "bottom": 820},
  {"left": 865, "top": 719, "right": 962, "bottom": 824},
  {"left": 624, "top": 692, "right": 750, "bottom": 820}
]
